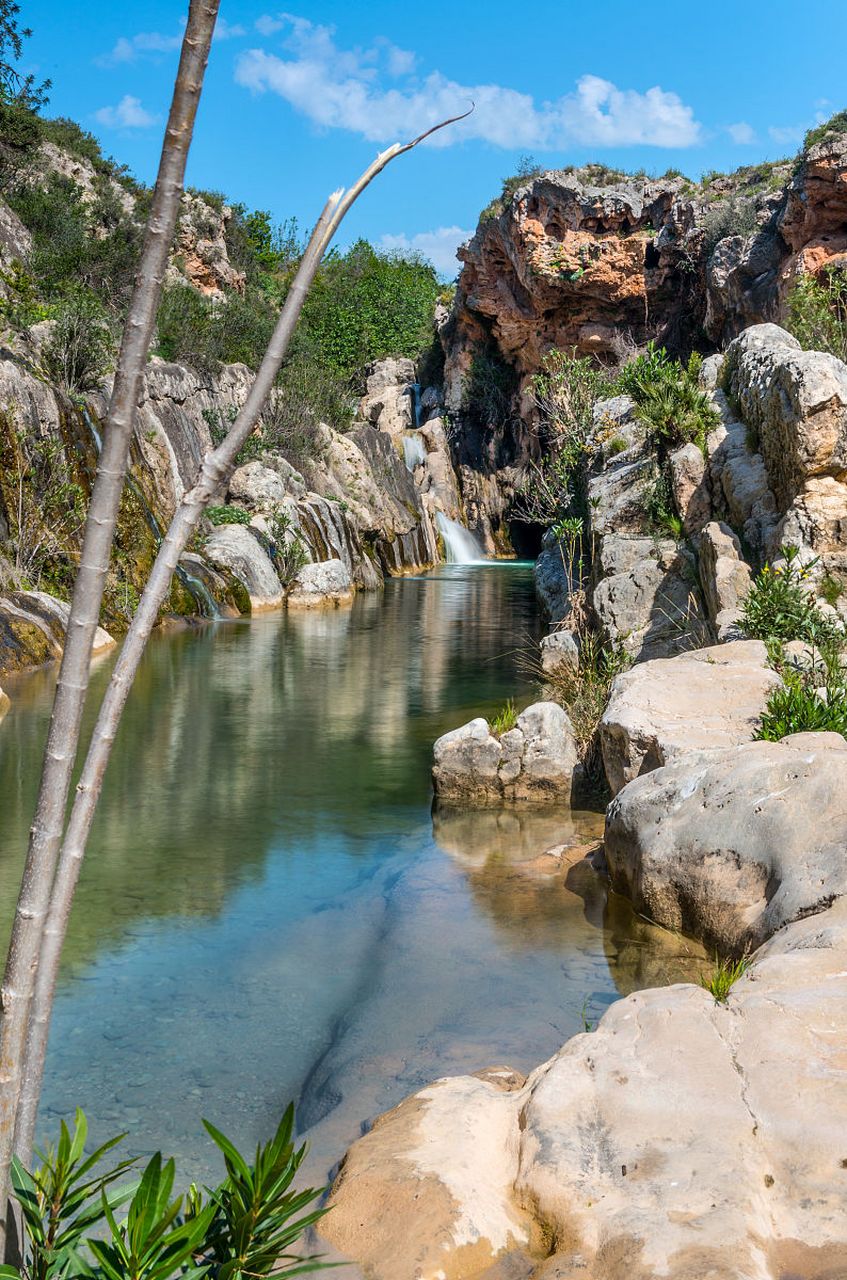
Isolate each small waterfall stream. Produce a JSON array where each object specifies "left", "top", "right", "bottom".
[
  {"left": 401, "top": 433, "right": 426, "bottom": 471},
  {"left": 436, "top": 512, "right": 485, "bottom": 564}
]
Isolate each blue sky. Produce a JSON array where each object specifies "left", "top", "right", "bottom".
[{"left": 22, "top": 0, "right": 847, "bottom": 278}]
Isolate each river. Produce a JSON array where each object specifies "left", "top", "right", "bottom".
[{"left": 0, "top": 564, "right": 702, "bottom": 1186}]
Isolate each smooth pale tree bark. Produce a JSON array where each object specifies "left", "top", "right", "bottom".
[
  {"left": 0, "top": 0, "right": 221, "bottom": 1243},
  {"left": 13, "top": 109, "right": 471, "bottom": 1168}
]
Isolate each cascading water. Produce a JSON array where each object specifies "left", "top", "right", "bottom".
[
  {"left": 401, "top": 433, "right": 426, "bottom": 471},
  {"left": 436, "top": 512, "right": 485, "bottom": 565}
]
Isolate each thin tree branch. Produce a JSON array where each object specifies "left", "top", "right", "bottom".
[
  {"left": 14, "top": 110, "right": 465, "bottom": 1167},
  {"left": 0, "top": 0, "right": 221, "bottom": 1217}
]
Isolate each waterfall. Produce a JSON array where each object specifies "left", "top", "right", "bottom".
[
  {"left": 436, "top": 513, "right": 485, "bottom": 565},
  {"left": 401, "top": 432, "right": 426, "bottom": 471}
]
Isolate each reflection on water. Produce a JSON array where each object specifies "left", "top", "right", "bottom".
[{"left": 0, "top": 565, "right": 704, "bottom": 1184}]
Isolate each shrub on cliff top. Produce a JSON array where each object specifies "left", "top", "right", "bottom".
[
  {"left": 801, "top": 109, "right": 847, "bottom": 155},
  {"left": 785, "top": 264, "right": 847, "bottom": 364}
]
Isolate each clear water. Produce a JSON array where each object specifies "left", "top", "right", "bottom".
[{"left": 0, "top": 565, "right": 703, "bottom": 1187}]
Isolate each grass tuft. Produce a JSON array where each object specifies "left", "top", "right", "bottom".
[{"left": 702, "top": 954, "right": 749, "bottom": 1002}]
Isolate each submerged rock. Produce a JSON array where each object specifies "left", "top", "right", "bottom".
[
  {"left": 432, "top": 702, "right": 578, "bottom": 806},
  {"left": 287, "top": 558, "right": 354, "bottom": 609},
  {"left": 605, "top": 732, "right": 847, "bottom": 953},
  {"left": 599, "top": 639, "right": 780, "bottom": 795}
]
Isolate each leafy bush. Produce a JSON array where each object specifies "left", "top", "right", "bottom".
[
  {"left": 785, "top": 265, "right": 847, "bottom": 364},
  {"left": 538, "top": 631, "right": 630, "bottom": 791},
  {"left": 205, "top": 505, "right": 251, "bottom": 527},
  {"left": 462, "top": 347, "right": 519, "bottom": 430},
  {"left": 740, "top": 546, "right": 843, "bottom": 648},
  {"left": 701, "top": 198, "right": 758, "bottom": 256},
  {"left": 6, "top": 1106, "right": 329, "bottom": 1280},
  {"left": 268, "top": 510, "right": 309, "bottom": 588},
  {"left": 616, "top": 344, "right": 719, "bottom": 453},
  {"left": 41, "top": 288, "right": 114, "bottom": 391},
  {"left": 755, "top": 667, "right": 847, "bottom": 742}
]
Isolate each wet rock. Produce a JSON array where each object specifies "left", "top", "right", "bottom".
[
  {"left": 0, "top": 591, "right": 115, "bottom": 674},
  {"left": 203, "top": 525, "right": 283, "bottom": 611},
  {"left": 697, "top": 519, "right": 752, "bottom": 638},
  {"left": 605, "top": 733, "right": 847, "bottom": 953},
  {"left": 599, "top": 639, "right": 780, "bottom": 795},
  {"left": 432, "top": 702, "right": 578, "bottom": 806},
  {"left": 287, "top": 558, "right": 354, "bottom": 609}
]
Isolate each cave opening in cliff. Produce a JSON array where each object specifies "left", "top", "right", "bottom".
[{"left": 508, "top": 518, "right": 543, "bottom": 559}]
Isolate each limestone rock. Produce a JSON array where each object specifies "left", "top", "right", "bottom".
[
  {"left": 358, "top": 357, "right": 416, "bottom": 436},
  {"left": 592, "top": 535, "right": 708, "bottom": 660},
  {"left": 669, "top": 441, "right": 711, "bottom": 533},
  {"left": 599, "top": 640, "right": 781, "bottom": 795},
  {"left": 533, "top": 536, "right": 571, "bottom": 625},
  {"left": 432, "top": 702, "right": 578, "bottom": 806},
  {"left": 228, "top": 461, "right": 290, "bottom": 511},
  {"left": 0, "top": 591, "right": 115, "bottom": 675},
  {"left": 605, "top": 734, "right": 847, "bottom": 952},
  {"left": 325, "top": 900, "right": 847, "bottom": 1279},
  {"left": 0, "top": 684, "right": 9, "bottom": 720},
  {"left": 203, "top": 525, "right": 283, "bottom": 611},
  {"left": 287, "top": 558, "right": 353, "bottom": 608},
  {"left": 697, "top": 520, "right": 752, "bottom": 638},
  {"left": 539, "top": 629, "right": 578, "bottom": 677},
  {"left": 169, "top": 191, "right": 245, "bottom": 297}
]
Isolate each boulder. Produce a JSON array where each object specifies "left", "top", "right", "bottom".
[
  {"left": 203, "top": 525, "right": 283, "bottom": 611},
  {"left": 358, "top": 357, "right": 416, "bottom": 436},
  {"left": 539, "top": 629, "right": 578, "bottom": 677},
  {"left": 0, "top": 684, "right": 8, "bottom": 720},
  {"left": 599, "top": 639, "right": 781, "bottom": 795},
  {"left": 591, "top": 535, "right": 709, "bottom": 660},
  {"left": 432, "top": 702, "right": 578, "bottom": 806},
  {"left": 325, "top": 900, "right": 847, "bottom": 1279},
  {"left": 286, "top": 558, "right": 354, "bottom": 609},
  {"left": 707, "top": 415, "right": 778, "bottom": 556},
  {"left": 697, "top": 520, "right": 752, "bottom": 638},
  {"left": 605, "top": 733, "right": 847, "bottom": 953},
  {"left": 0, "top": 591, "right": 115, "bottom": 676},
  {"left": 227, "top": 461, "right": 290, "bottom": 511},
  {"left": 533, "top": 535, "right": 571, "bottom": 625}
]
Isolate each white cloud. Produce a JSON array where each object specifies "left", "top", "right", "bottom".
[
  {"left": 99, "top": 16, "right": 244, "bottom": 65},
  {"left": 94, "top": 95, "right": 159, "bottom": 129},
  {"left": 727, "top": 121, "right": 756, "bottom": 145},
  {"left": 235, "top": 16, "right": 702, "bottom": 150},
  {"left": 380, "top": 225, "right": 473, "bottom": 277},
  {"left": 769, "top": 123, "right": 805, "bottom": 146}
]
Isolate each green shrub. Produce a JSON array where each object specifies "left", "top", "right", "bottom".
[
  {"left": 645, "top": 468, "right": 684, "bottom": 539},
  {"left": 42, "top": 288, "right": 115, "bottom": 391},
  {"left": 755, "top": 668, "right": 847, "bottom": 742},
  {"left": 539, "top": 631, "right": 631, "bottom": 790},
  {"left": 785, "top": 265, "right": 847, "bottom": 364},
  {"left": 702, "top": 198, "right": 758, "bottom": 256},
  {"left": 205, "top": 505, "right": 251, "bottom": 526},
  {"left": 268, "top": 509, "right": 309, "bottom": 587},
  {"left": 462, "top": 347, "right": 518, "bottom": 430},
  {"left": 607, "top": 435, "right": 628, "bottom": 456},
  {"left": 821, "top": 573, "right": 844, "bottom": 607},
  {"left": 617, "top": 344, "right": 719, "bottom": 453},
  {"left": 7, "top": 1106, "right": 329, "bottom": 1280},
  {"left": 740, "top": 546, "right": 843, "bottom": 648},
  {"left": 801, "top": 109, "right": 847, "bottom": 155}
]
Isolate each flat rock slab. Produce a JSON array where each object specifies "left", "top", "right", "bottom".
[
  {"left": 323, "top": 901, "right": 847, "bottom": 1280},
  {"left": 599, "top": 639, "right": 781, "bottom": 795}
]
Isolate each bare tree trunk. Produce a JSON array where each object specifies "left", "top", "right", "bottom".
[
  {"left": 13, "top": 109, "right": 470, "bottom": 1168},
  {"left": 0, "top": 0, "right": 220, "bottom": 1240}
]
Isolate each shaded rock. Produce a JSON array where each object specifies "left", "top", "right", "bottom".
[
  {"left": 287, "top": 558, "right": 354, "bottom": 609},
  {"left": 0, "top": 684, "right": 9, "bottom": 720},
  {"left": 599, "top": 639, "right": 780, "bottom": 795},
  {"left": 0, "top": 591, "right": 115, "bottom": 674},
  {"left": 432, "top": 702, "right": 578, "bottom": 806},
  {"left": 203, "top": 525, "right": 283, "bottom": 610},
  {"left": 592, "top": 535, "right": 708, "bottom": 660},
  {"left": 697, "top": 519, "right": 752, "bottom": 638},
  {"left": 605, "top": 733, "right": 847, "bottom": 953},
  {"left": 706, "top": 414, "right": 778, "bottom": 556},
  {"left": 539, "top": 629, "right": 578, "bottom": 677},
  {"left": 533, "top": 536, "right": 571, "bottom": 625},
  {"left": 668, "top": 441, "right": 711, "bottom": 534}
]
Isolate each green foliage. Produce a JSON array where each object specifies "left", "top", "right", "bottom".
[
  {"left": 755, "top": 666, "right": 847, "bottom": 742},
  {"left": 268, "top": 510, "right": 309, "bottom": 588},
  {"left": 205, "top": 506, "right": 251, "bottom": 527},
  {"left": 701, "top": 198, "right": 758, "bottom": 256},
  {"left": 821, "top": 573, "right": 844, "bottom": 607},
  {"left": 785, "top": 265, "right": 847, "bottom": 364},
  {"left": 607, "top": 435, "right": 628, "bottom": 456},
  {"left": 645, "top": 468, "right": 683, "bottom": 540},
  {"left": 0, "top": 417, "right": 87, "bottom": 586},
  {"left": 801, "top": 109, "right": 847, "bottom": 155},
  {"left": 740, "top": 546, "right": 844, "bottom": 648},
  {"left": 702, "top": 955, "right": 749, "bottom": 1002},
  {"left": 617, "top": 344, "right": 718, "bottom": 453},
  {"left": 42, "top": 288, "right": 114, "bottom": 392},
  {"left": 0, "top": 259, "right": 47, "bottom": 330},
  {"left": 0, "top": 0, "right": 50, "bottom": 112},
  {"left": 541, "top": 631, "right": 631, "bottom": 789},
  {"left": 490, "top": 698, "right": 518, "bottom": 736},
  {"left": 7, "top": 1108, "right": 330, "bottom": 1280},
  {"left": 462, "top": 347, "right": 518, "bottom": 430}
]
